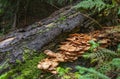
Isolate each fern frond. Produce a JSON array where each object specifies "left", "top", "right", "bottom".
[
  {"left": 110, "top": 58, "right": 120, "bottom": 69},
  {"left": 83, "top": 48, "right": 119, "bottom": 63},
  {"left": 97, "top": 58, "right": 120, "bottom": 74},
  {"left": 74, "top": 0, "right": 114, "bottom": 15},
  {"left": 97, "top": 62, "right": 111, "bottom": 74},
  {"left": 76, "top": 66, "right": 110, "bottom": 79},
  {"left": 74, "top": 0, "right": 106, "bottom": 11}
]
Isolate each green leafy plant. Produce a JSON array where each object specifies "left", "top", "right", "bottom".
[
  {"left": 89, "top": 40, "right": 99, "bottom": 52},
  {"left": 97, "top": 58, "right": 120, "bottom": 76},
  {"left": 12, "top": 53, "right": 46, "bottom": 79},
  {"left": 74, "top": 0, "right": 120, "bottom": 25},
  {"left": 74, "top": 0, "right": 119, "bottom": 15},
  {"left": 83, "top": 47, "right": 119, "bottom": 64},
  {"left": 57, "top": 67, "right": 80, "bottom": 79},
  {"left": 57, "top": 67, "right": 71, "bottom": 76},
  {"left": 59, "top": 15, "right": 67, "bottom": 22},
  {"left": 0, "top": 49, "right": 46, "bottom": 79},
  {"left": 57, "top": 57, "right": 120, "bottom": 79},
  {"left": 57, "top": 66, "right": 110, "bottom": 79},
  {"left": 110, "top": 58, "right": 120, "bottom": 69},
  {"left": 76, "top": 66, "right": 110, "bottom": 79},
  {"left": 0, "top": 70, "right": 14, "bottom": 79},
  {"left": 74, "top": 0, "right": 107, "bottom": 13}
]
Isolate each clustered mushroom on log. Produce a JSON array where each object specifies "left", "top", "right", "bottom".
[{"left": 37, "top": 26, "right": 120, "bottom": 74}]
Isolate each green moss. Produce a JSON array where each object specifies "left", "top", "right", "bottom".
[
  {"left": 0, "top": 70, "right": 14, "bottom": 79},
  {"left": 12, "top": 53, "right": 46, "bottom": 79},
  {"left": 37, "top": 29, "right": 44, "bottom": 33},
  {"left": 58, "top": 15, "right": 67, "bottom": 22},
  {"left": 0, "top": 50, "right": 47, "bottom": 79}
]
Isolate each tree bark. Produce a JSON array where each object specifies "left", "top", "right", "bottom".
[{"left": 0, "top": 6, "right": 86, "bottom": 65}]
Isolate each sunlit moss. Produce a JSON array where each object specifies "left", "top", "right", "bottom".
[
  {"left": 0, "top": 50, "right": 46, "bottom": 79},
  {"left": 12, "top": 53, "right": 46, "bottom": 79},
  {"left": 0, "top": 70, "right": 14, "bottom": 79}
]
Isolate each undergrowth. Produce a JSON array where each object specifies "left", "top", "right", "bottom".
[
  {"left": 57, "top": 58, "right": 120, "bottom": 79},
  {"left": 13, "top": 53, "right": 46, "bottom": 79},
  {"left": 56, "top": 42, "right": 120, "bottom": 79},
  {"left": 74, "top": 0, "right": 120, "bottom": 25},
  {"left": 0, "top": 50, "right": 46, "bottom": 79},
  {"left": 0, "top": 0, "right": 120, "bottom": 79}
]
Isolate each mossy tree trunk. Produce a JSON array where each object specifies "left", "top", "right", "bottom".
[{"left": 0, "top": 5, "right": 86, "bottom": 67}]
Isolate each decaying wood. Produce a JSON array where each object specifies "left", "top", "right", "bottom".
[
  {"left": 37, "top": 26, "right": 120, "bottom": 74},
  {"left": 0, "top": 5, "right": 87, "bottom": 66}
]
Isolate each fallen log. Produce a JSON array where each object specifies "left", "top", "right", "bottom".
[{"left": 0, "top": 5, "right": 86, "bottom": 67}]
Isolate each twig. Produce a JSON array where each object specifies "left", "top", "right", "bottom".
[
  {"left": 50, "top": 4, "right": 60, "bottom": 10},
  {"left": 79, "top": 12, "right": 102, "bottom": 28},
  {"left": 45, "top": 74, "right": 55, "bottom": 79}
]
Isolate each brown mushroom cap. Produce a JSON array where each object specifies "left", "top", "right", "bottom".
[{"left": 37, "top": 28, "right": 120, "bottom": 74}]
